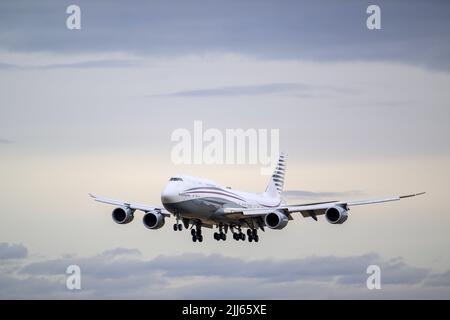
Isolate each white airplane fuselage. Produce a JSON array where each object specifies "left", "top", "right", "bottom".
[{"left": 161, "top": 175, "right": 282, "bottom": 226}]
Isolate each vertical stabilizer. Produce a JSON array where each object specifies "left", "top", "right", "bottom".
[{"left": 264, "top": 153, "right": 287, "bottom": 198}]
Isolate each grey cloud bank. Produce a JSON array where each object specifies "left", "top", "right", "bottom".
[
  {"left": 161, "top": 83, "right": 311, "bottom": 97},
  {"left": 1, "top": 243, "right": 450, "bottom": 299},
  {"left": 0, "top": 1, "right": 449, "bottom": 70},
  {"left": 156, "top": 82, "right": 356, "bottom": 97},
  {"left": 0, "top": 138, "right": 12, "bottom": 144},
  {"left": 0, "top": 243, "right": 28, "bottom": 260},
  {"left": 0, "top": 59, "right": 139, "bottom": 70}
]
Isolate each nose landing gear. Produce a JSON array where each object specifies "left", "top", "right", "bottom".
[{"left": 173, "top": 214, "right": 183, "bottom": 231}]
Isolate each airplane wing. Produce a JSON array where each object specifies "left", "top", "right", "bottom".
[
  {"left": 89, "top": 194, "right": 169, "bottom": 215},
  {"left": 223, "top": 192, "right": 426, "bottom": 218}
]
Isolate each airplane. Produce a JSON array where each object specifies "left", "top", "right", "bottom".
[{"left": 90, "top": 153, "right": 425, "bottom": 243}]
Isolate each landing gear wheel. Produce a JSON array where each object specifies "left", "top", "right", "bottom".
[
  {"left": 221, "top": 233, "right": 226, "bottom": 241},
  {"left": 252, "top": 229, "right": 258, "bottom": 237},
  {"left": 247, "top": 229, "right": 252, "bottom": 237},
  {"left": 198, "top": 235, "right": 203, "bottom": 242},
  {"left": 191, "top": 229, "right": 196, "bottom": 236},
  {"left": 240, "top": 233, "right": 246, "bottom": 241},
  {"left": 233, "top": 233, "right": 239, "bottom": 241},
  {"left": 192, "top": 235, "right": 197, "bottom": 242},
  {"left": 249, "top": 235, "right": 253, "bottom": 242},
  {"left": 178, "top": 224, "right": 183, "bottom": 231},
  {"left": 173, "top": 224, "right": 178, "bottom": 231},
  {"left": 254, "top": 235, "right": 259, "bottom": 242},
  {"left": 214, "top": 232, "right": 219, "bottom": 241}
]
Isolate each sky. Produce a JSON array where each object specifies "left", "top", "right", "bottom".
[{"left": 1, "top": 0, "right": 450, "bottom": 299}]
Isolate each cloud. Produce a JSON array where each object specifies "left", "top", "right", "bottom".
[
  {"left": 282, "top": 190, "right": 365, "bottom": 200},
  {"left": 0, "top": 0, "right": 449, "bottom": 71},
  {"left": 0, "top": 64, "right": 17, "bottom": 70},
  {"left": 149, "top": 253, "right": 428, "bottom": 285},
  {"left": 155, "top": 82, "right": 356, "bottom": 98},
  {"left": 0, "top": 138, "right": 12, "bottom": 144},
  {"left": 425, "top": 270, "right": 450, "bottom": 287},
  {"left": 160, "top": 83, "right": 311, "bottom": 97},
  {"left": 2, "top": 243, "right": 450, "bottom": 299},
  {"left": 100, "top": 248, "right": 142, "bottom": 258},
  {"left": 0, "top": 243, "right": 28, "bottom": 260},
  {"left": 0, "top": 59, "right": 139, "bottom": 70}
]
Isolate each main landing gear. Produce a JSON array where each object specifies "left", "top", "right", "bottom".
[
  {"left": 233, "top": 232, "right": 245, "bottom": 241},
  {"left": 231, "top": 227, "right": 259, "bottom": 242},
  {"left": 232, "top": 228, "right": 246, "bottom": 241},
  {"left": 191, "top": 225, "right": 203, "bottom": 243},
  {"left": 179, "top": 220, "right": 260, "bottom": 243},
  {"left": 214, "top": 224, "right": 227, "bottom": 241},
  {"left": 214, "top": 232, "right": 226, "bottom": 241},
  {"left": 247, "top": 228, "right": 259, "bottom": 243}
]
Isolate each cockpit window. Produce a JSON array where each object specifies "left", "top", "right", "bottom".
[{"left": 169, "top": 177, "right": 183, "bottom": 181}]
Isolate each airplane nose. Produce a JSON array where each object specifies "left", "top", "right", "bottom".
[{"left": 161, "top": 184, "right": 175, "bottom": 204}]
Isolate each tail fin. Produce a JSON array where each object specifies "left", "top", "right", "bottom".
[{"left": 264, "top": 153, "right": 287, "bottom": 198}]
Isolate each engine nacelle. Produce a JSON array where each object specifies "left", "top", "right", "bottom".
[
  {"left": 325, "top": 206, "right": 348, "bottom": 224},
  {"left": 112, "top": 207, "right": 134, "bottom": 224},
  {"left": 264, "top": 210, "right": 289, "bottom": 229},
  {"left": 143, "top": 211, "right": 165, "bottom": 230}
]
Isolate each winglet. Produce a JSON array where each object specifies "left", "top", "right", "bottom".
[{"left": 88, "top": 193, "right": 96, "bottom": 199}]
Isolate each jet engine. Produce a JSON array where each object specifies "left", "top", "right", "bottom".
[
  {"left": 264, "top": 210, "right": 289, "bottom": 229},
  {"left": 143, "top": 211, "right": 165, "bottom": 229},
  {"left": 112, "top": 207, "right": 135, "bottom": 224},
  {"left": 325, "top": 206, "right": 348, "bottom": 224}
]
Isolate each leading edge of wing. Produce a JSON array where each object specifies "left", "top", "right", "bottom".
[
  {"left": 346, "top": 192, "right": 426, "bottom": 206},
  {"left": 285, "top": 192, "right": 425, "bottom": 213},
  {"left": 89, "top": 193, "right": 168, "bottom": 214},
  {"left": 223, "top": 192, "right": 425, "bottom": 216}
]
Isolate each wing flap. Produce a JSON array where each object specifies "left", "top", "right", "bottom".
[{"left": 223, "top": 207, "right": 273, "bottom": 216}]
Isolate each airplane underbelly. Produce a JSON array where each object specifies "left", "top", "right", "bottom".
[{"left": 164, "top": 197, "right": 240, "bottom": 220}]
